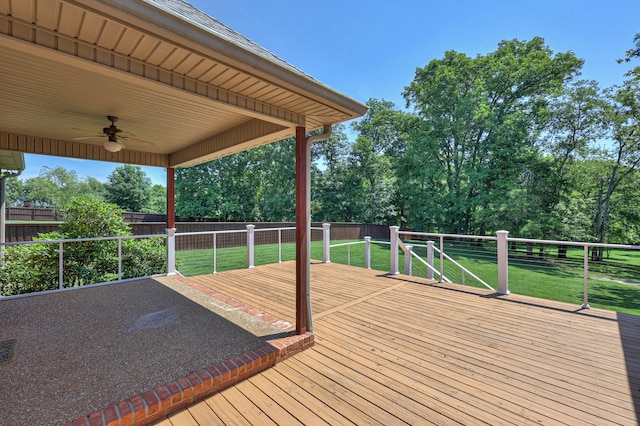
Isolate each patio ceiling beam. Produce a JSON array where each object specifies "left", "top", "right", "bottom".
[
  {"left": 0, "top": 132, "right": 169, "bottom": 167},
  {"left": 0, "top": 22, "right": 306, "bottom": 128},
  {"left": 169, "top": 119, "right": 291, "bottom": 168}
]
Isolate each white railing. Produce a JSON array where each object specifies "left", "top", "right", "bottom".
[
  {"left": 322, "top": 222, "right": 390, "bottom": 269},
  {"left": 1, "top": 233, "right": 167, "bottom": 294},
  {"left": 506, "top": 236, "right": 640, "bottom": 309},
  {"left": 7, "top": 222, "right": 639, "bottom": 311},
  {"left": 329, "top": 239, "right": 373, "bottom": 268},
  {"left": 174, "top": 225, "right": 310, "bottom": 275},
  {"left": 392, "top": 228, "right": 496, "bottom": 291},
  {"left": 388, "top": 226, "right": 640, "bottom": 309},
  {"left": 174, "top": 228, "right": 251, "bottom": 274}
]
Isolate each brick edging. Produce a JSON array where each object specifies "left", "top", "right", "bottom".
[{"left": 63, "top": 276, "right": 314, "bottom": 426}]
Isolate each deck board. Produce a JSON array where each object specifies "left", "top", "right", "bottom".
[{"left": 156, "top": 261, "right": 640, "bottom": 425}]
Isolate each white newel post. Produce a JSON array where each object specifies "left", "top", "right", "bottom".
[
  {"left": 496, "top": 230, "right": 510, "bottom": 295},
  {"left": 364, "top": 236, "right": 371, "bottom": 269},
  {"left": 247, "top": 224, "right": 255, "bottom": 268},
  {"left": 426, "top": 241, "right": 435, "bottom": 280},
  {"left": 404, "top": 244, "right": 413, "bottom": 276},
  {"left": 390, "top": 226, "right": 399, "bottom": 274},
  {"left": 322, "top": 223, "right": 331, "bottom": 263},
  {"left": 166, "top": 228, "right": 177, "bottom": 275},
  {"left": 582, "top": 244, "right": 590, "bottom": 309}
]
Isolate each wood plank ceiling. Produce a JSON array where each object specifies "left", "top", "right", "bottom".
[{"left": 0, "top": 0, "right": 367, "bottom": 169}]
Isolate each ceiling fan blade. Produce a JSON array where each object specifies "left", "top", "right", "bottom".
[{"left": 72, "top": 135, "right": 105, "bottom": 141}]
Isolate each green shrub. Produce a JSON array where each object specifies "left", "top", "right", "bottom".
[{"left": 0, "top": 197, "right": 166, "bottom": 296}]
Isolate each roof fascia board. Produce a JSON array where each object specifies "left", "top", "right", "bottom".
[{"left": 0, "top": 132, "right": 169, "bottom": 167}]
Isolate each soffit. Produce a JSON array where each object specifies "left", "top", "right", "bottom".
[
  {"left": 0, "top": 150, "right": 25, "bottom": 172},
  {"left": 0, "top": 0, "right": 367, "bottom": 168}
]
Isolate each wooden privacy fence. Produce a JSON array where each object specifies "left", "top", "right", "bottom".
[
  {"left": 6, "top": 207, "right": 166, "bottom": 223},
  {"left": 3, "top": 221, "right": 391, "bottom": 249}
]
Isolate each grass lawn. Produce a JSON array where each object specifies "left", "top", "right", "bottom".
[{"left": 176, "top": 239, "right": 640, "bottom": 315}]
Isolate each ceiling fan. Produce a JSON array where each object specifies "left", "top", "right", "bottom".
[{"left": 72, "top": 116, "right": 154, "bottom": 152}]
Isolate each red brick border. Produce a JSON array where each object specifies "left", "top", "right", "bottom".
[{"left": 63, "top": 276, "right": 314, "bottom": 426}]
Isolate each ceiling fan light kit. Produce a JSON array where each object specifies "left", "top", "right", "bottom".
[{"left": 103, "top": 135, "right": 122, "bottom": 152}]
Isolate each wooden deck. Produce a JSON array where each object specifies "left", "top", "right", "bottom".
[{"left": 154, "top": 261, "right": 640, "bottom": 425}]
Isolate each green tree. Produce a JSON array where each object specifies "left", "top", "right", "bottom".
[
  {"left": 104, "top": 164, "right": 151, "bottom": 212},
  {"left": 5, "top": 177, "right": 25, "bottom": 207},
  {"left": 349, "top": 99, "right": 410, "bottom": 225},
  {"left": 257, "top": 138, "right": 297, "bottom": 222},
  {"left": 618, "top": 32, "right": 640, "bottom": 80},
  {"left": 176, "top": 149, "right": 262, "bottom": 221},
  {"left": 311, "top": 125, "right": 365, "bottom": 222},
  {"left": 401, "top": 37, "right": 582, "bottom": 233},
  {"left": 176, "top": 162, "right": 222, "bottom": 219},
  {"left": 590, "top": 81, "right": 640, "bottom": 256},
  {"left": 515, "top": 80, "right": 609, "bottom": 240},
  {"left": 217, "top": 150, "right": 262, "bottom": 221},
  {"left": 23, "top": 166, "right": 102, "bottom": 209},
  {"left": 147, "top": 184, "right": 167, "bottom": 215}
]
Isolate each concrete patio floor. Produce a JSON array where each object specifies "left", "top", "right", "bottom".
[{"left": 0, "top": 276, "right": 300, "bottom": 425}]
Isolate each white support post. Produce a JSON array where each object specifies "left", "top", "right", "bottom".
[
  {"left": 404, "top": 245, "right": 413, "bottom": 276},
  {"left": 426, "top": 241, "right": 434, "bottom": 280},
  {"left": 166, "top": 228, "right": 177, "bottom": 275},
  {"left": 247, "top": 224, "right": 255, "bottom": 269},
  {"left": 213, "top": 233, "right": 217, "bottom": 274},
  {"left": 322, "top": 223, "right": 331, "bottom": 263},
  {"left": 117, "top": 238, "right": 122, "bottom": 281},
  {"left": 582, "top": 244, "right": 590, "bottom": 309},
  {"left": 364, "top": 236, "right": 371, "bottom": 269},
  {"left": 496, "top": 230, "right": 510, "bottom": 295},
  {"left": 390, "top": 226, "right": 399, "bottom": 274},
  {"left": 439, "top": 235, "right": 444, "bottom": 283},
  {"left": 59, "top": 241, "right": 64, "bottom": 289}
]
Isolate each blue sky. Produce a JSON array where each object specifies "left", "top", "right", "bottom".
[{"left": 22, "top": 0, "right": 640, "bottom": 186}]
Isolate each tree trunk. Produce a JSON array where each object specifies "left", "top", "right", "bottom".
[
  {"left": 526, "top": 242, "right": 534, "bottom": 257},
  {"left": 558, "top": 245, "right": 568, "bottom": 259}
]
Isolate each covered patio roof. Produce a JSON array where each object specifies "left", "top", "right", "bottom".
[
  {"left": 0, "top": 0, "right": 367, "bottom": 168},
  {"left": 0, "top": 0, "right": 368, "bottom": 336}
]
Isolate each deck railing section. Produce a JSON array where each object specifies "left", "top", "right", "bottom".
[
  {"left": 391, "top": 227, "right": 496, "bottom": 291},
  {"left": 1, "top": 233, "right": 167, "bottom": 294},
  {"left": 387, "top": 226, "right": 640, "bottom": 309},
  {"left": 506, "top": 236, "right": 640, "bottom": 309},
  {"left": 321, "top": 222, "right": 390, "bottom": 270},
  {"left": 5, "top": 222, "right": 640, "bottom": 312},
  {"left": 174, "top": 225, "right": 320, "bottom": 276}
]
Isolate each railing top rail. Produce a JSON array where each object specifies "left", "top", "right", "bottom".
[
  {"left": 1, "top": 233, "right": 166, "bottom": 246},
  {"left": 254, "top": 227, "right": 296, "bottom": 232},
  {"left": 508, "top": 237, "right": 640, "bottom": 250},
  {"left": 398, "top": 230, "right": 497, "bottom": 242},
  {"left": 175, "top": 229, "right": 247, "bottom": 237},
  {"left": 175, "top": 226, "right": 299, "bottom": 237},
  {"left": 330, "top": 241, "right": 366, "bottom": 248}
]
